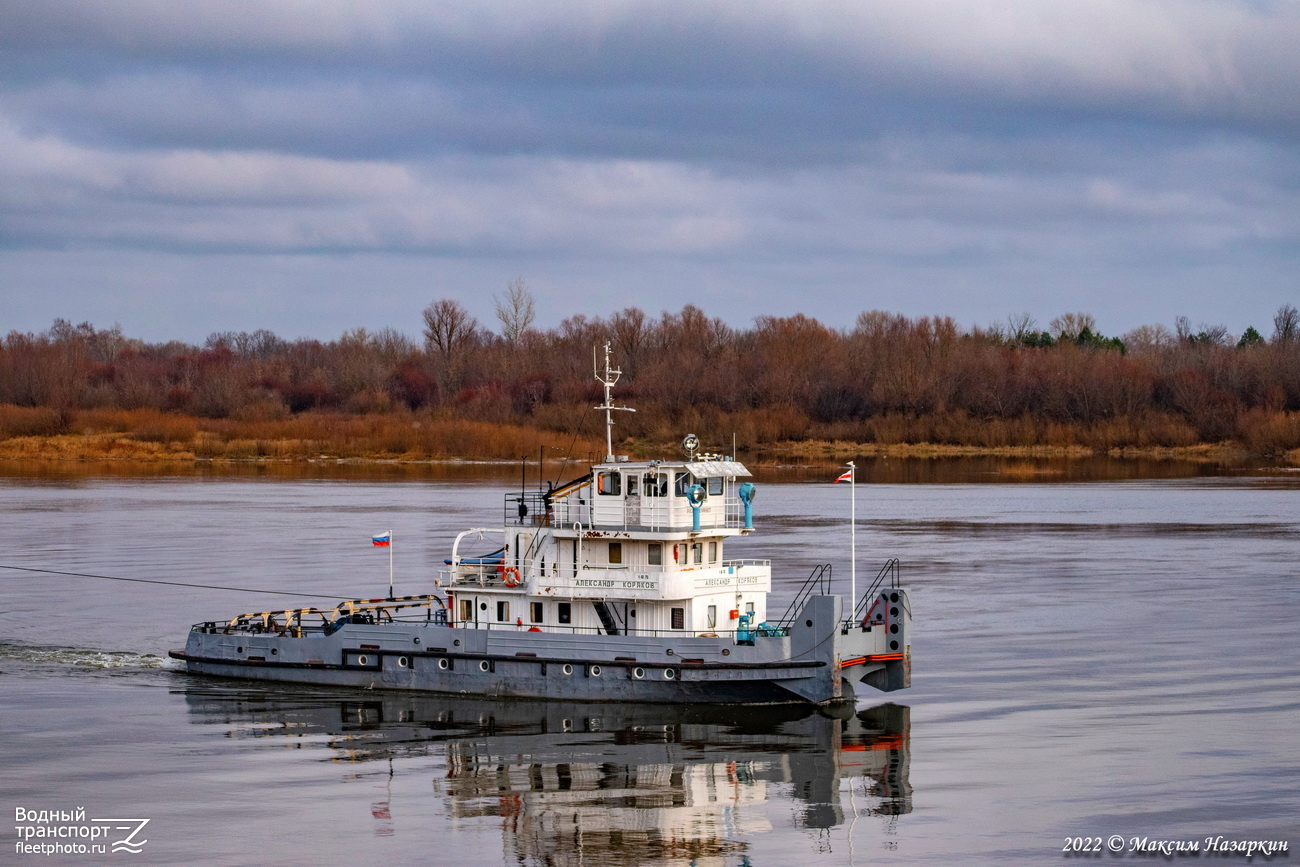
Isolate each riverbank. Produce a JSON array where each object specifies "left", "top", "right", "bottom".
[
  {"left": 1, "top": 428, "right": 1291, "bottom": 469},
  {"left": 5, "top": 404, "right": 1300, "bottom": 470},
  {"left": 758, "top": 438, "right": 1270, "bottom": 463}
]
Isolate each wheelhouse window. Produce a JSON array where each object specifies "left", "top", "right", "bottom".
[
  {"left": 647, "top": 542, "right": 662, "bottom": 566},
  {"left": 692, "top": 543, "right": 703, "bottom": 565},
  {"left": 708, "top": 541, "right": 718, "bottom": 563},
  {"left": 707, "top": 476, "right": 724, "bottom": 496},
  {"left": 460, "top": 599, "right": 473, "bottom": 621},
  {"left": 707, "top": 605, "right": 717, "bottom": 628},
  {"left": 644, "top": 473, "right": 668, "bottom": 497},
  {"left": 671, "top": 607, "right": 685, "bottom": 629},
  {"left": 497, "top": 600, "right": 510, "bottom": 622},
  {"left": 625, "top": 474, "right": 639, "bottom": 496},
  {"left": 558, "top": 602, "right": 572, "bottom": 624},
  {"left": 597, "top": 472, "right": 622, "bottom": 496},
  {"left": 608, "top": 542, "right": 623, "bottom": 564},
  {"left": 530, "top": 602, "right": 544, "bottom": 623},
  {"left": 674, "top": 472, "right": 694, "bottom": 498}
]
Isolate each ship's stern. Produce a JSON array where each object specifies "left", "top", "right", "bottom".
[{"left": 840, "top": 586, "right": 912, "bottom": 696}]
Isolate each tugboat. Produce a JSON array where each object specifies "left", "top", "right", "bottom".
[{"left": 171, "top": 346, "right": 912, "bottom": 705}]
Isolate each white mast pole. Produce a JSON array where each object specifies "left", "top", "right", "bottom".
[
  {"left": 388, "top": 529, "right": 394, "bottom": 599},
  {"left": 849, "top": 461, "right": 856, "bottom": 612},
  {"left": 593, "top": 342, "right": 634, "bottom": 461}
]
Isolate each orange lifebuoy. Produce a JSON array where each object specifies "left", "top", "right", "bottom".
[{"left": 503, "top": 567, "right": 522, "bottom": 587}]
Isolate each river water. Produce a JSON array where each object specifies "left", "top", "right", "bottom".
[{"left": 1, "top": 465, "right": 1297, "bottom": 864}]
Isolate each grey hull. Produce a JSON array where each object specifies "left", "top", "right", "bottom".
[{"left": 173, "top": 593, "right": 912, "bottom": 705}]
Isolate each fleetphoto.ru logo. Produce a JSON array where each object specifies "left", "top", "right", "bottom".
[
  {"left": 95, "top": 818, "right": 150, "bottom": 854},
  {"left": 13, "top": 808, "right": 150, "bottom": 857}
]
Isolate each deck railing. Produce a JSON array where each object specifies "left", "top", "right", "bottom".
[
  {"left": 440, "top": 558, "right": 771, "bottom": 591},
  {"left": 192, "top": 618, "right": 787, "bottom": 641},
  {"left": 776, "top": 563, "right": 833, "bottom": 625},
  {"left": 503, "top": 491, "right": 747, "bottom": 532},
  {"left": 853, "top": 558, "right": 901, "bottom": 623}
]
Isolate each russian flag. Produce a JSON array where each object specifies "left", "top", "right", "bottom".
[
  {"left": 833, "top": 470, "right": 853, "bottom": 483},
  {"left": 372, "top": 532, "right": 391, "bottom": 547}
]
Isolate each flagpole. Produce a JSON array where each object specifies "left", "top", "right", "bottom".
[
  {"left": 388, "top": 529, "right": 394, "bottom": 599},
  {"left": 849, "top": 461, "right": 856, "bottom": 613}
]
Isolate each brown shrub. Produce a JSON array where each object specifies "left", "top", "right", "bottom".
[
  {"left": 0, "top": 405, "right": 71, "bottom": 437},
  {"left": 1238, "top": 409, "right": 1300, "bottom": 454}
]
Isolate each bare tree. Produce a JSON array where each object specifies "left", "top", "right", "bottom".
[
  {"left": 1178, "top": 317, "right": 1232, "bottom": 346},
  {"left": 1122, "top": 323, "right": 1174, "bottom": 353},
  {"left": 1049, "top": 312, "right": 1096, "bottom": 342},
  {"left": 422, "top": 299, "right": 478, "bottom": 359},
  {"left": 1197, "top": 323, "right": 1231, "bottom": 346},
  {"left": 493, "top": 278, "right": 536, "bottom": 342},
  {"left": 1006, "top": 312, "right": 1037, "bottom": 344},
  {"left": 611, "top": 307, "right": 649, "bottom": 375},
  {"left": 1272, "top": 304, "right": 1298, "bottom": 344},
  {"left": 371, "top": 326, "right": 416, "bottom": 359}
]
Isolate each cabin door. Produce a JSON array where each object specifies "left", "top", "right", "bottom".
[
  {"left": 516, "top": 533, "right": 533, "bottom": 570},
  {"left": 623, "top": 473, "right": 641, "bottom": 527}
]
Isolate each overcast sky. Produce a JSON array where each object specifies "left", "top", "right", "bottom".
[{"left": 2, "top": 0, "right": 1297, "bottom": 344}]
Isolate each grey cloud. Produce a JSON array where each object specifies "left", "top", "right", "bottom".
[
  {"left": 4, "top": 1, "right": 1299, "bottom": 157},
  {"left": 1, "top": 0, "right": 1297, "bottom": 342}
]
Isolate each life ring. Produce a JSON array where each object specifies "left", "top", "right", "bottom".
[{"left": 502, "top": 567, "right": 522, "bottom": 587}]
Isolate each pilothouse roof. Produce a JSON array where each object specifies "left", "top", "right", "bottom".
[
  {"left": 591, "top": 457, "right": 752, "bottom": 477},
  {"left": 685, "top": 460, "right": 751, "bottom": 478}
]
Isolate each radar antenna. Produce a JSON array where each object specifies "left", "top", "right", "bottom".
[{"left": 594, "top": 342, "right": 635, "bottom": 461}]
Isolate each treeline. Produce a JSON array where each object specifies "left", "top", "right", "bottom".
[{"left": 4, "top": 300, "right": 1300, "bottom": 458}]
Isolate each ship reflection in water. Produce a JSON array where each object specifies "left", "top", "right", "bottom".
[{"left": 182, "top": 686, "right": 910, "bottom": 862}]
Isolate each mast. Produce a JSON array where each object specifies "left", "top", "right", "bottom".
[
  {"left": 848, "top": 461, "right": 856, "bottom": 609},
  {"left": 594, "top": 342, "right": 635, "bottom": 461}
]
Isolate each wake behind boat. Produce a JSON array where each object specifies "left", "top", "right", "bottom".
[{"left": 171, "top": 346, "right": 913, "bottom": 705}]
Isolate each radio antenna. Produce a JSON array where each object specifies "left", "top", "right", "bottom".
[{"left": 594, "top": 342, "right": 635, "bottom": 461}]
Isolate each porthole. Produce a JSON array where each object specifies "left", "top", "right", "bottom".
[
  {"left": 357, "top": 654, "right": 369, "bottom": 666},
  {"left": 479, "top": 660, "right": 490, "bottom": 672},
  {"left": 890, "top": 640, "right": 899, "bottom": 650},
  {"left": 437, "top": 658, "right": 449, "bottom": 670},
  {"left": 890, "top": 606, "right": 899, "bottom": 617},
  {"left": 236, "top": 646, "right": 244, "bottom": 653},
  {"left": 664, "top": 668, "right": 676, "bottom": 680},
  {"left": 270, "top": 648, "right": 278, "bottom": 656},
  {"left": 590, "top": 665, "right": 602, "bottom": 677},
  {"left": 890, "top": 592, "right": 899, "bottom": 603},
  {"left": 805, "top": 619, "right": 813, "bottom": 628},
  {"left": 397, "top": 656, "right": 409, "bottom": 668},
  {"left": 890, "top": 624, "right": 899, "bottom": 634},
  {"left": 633, "top": 667, "right": 645, "bottom": 679},
  {"left": 413, "top": 637, "right": 421, "bottom": 645},
  {"left": 562, "top": 663, "right": 573, "bottom": 675},
  {"left": 453, "top": 639, "right": 461, "bottom": 647},
  {"left": 721, "top": 649, "right": 730, "bottom": 656}
]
